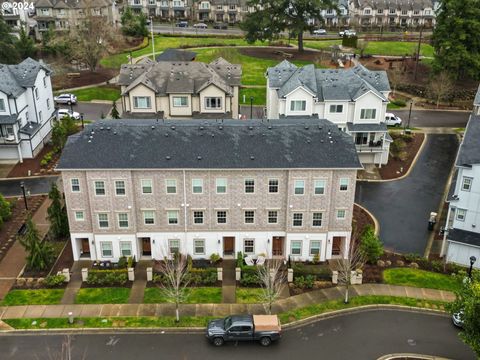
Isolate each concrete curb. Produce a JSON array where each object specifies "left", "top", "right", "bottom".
[
  {"left": 354, "top": 202, "right": 380, "bottom": 236},
  {"left": 0, "top": 174, "right": 59, "bottom": 182},
  {"left": 0, "top": 305, "right": 447, "bottom": 334},
  {"left": 358, "top": 132, "right": 427, "bottom": 183},
  {"left": 377, "top": 354, "right": 452, "bottom": 360}
]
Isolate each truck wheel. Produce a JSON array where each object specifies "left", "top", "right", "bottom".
[
  {"left": 213, "top": 337, "right": 224, "bottom": 346},
  {"left": 260, "top": 337, "right": 272, "bottom": 346}
]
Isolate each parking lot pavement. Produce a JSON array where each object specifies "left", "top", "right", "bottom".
[{"left": 71, "top": 102, "right": 113, "bottom": 121}]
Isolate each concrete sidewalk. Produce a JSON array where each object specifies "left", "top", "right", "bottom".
[{"left": 0, "top": 284, "right": 455, "bottom": 320}]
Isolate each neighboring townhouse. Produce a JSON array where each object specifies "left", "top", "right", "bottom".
[
  {"left": 117, "top": 58, "right": 241, "bottom": 119},
  {"left": 57, "top": 118, "right": 361, "bottom": 262},
  {"left": 266, "top": 61, "right": 391, "bottom": 166},
  {"left": 0, "top": 58, "right": 55, "bottom": 163},
  {"left": 195, "top": 0, "right": 252, "bottom": 23},
  {"left": 0, "top": 1, "right": 29, "bottom": 31},
  {"left": 34, "top": 0, "right": 119, "bottom": 33},
  {"left": 441, "top": 87, "right": 480, "bottom": 269},
  {"left": 349, "top": 0, "right": 437, "bottom": 29},
  {"left": 129, "top": 0, "right": 190, "bottom": 19}
]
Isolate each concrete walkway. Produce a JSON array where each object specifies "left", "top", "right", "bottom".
[
  {"left": 0, "top": 198, "right": 52, "bottom": 301},
  {"left": 0, "top": 284, "right": 455, "bottom": 320},
  {"left": 128, "top": 261, "right": 149, "bottom": 304},
  {"left": 221, "top": 260, "right": 236, "bottom": 303},
  {"left": 60, "top": 261, "right": 91, "bottom": 304}
]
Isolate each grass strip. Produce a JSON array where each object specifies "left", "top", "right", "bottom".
[
  {"left": 383, "top": 268, "right": 461, "bottom": 292},
  {"left": 1, "top": 289, "right": 65, "bottom": 306},
  {"left": 75, "top": 288, "right": 131, "bottom": 304}
]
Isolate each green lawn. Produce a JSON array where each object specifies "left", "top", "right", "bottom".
[
  {"left": 304, "top": 40, "right": 434, "bottom": 57},
  {"left": 239, "top": 87, "right": 266, "bottom": 106},
  {"left": 236, "top": 288, "right": 264, "bottom": 303},
  {"left": 75, "top": 288, "right": 131, "bottom": 304},
  {"left": 383, "top": 268, "right": 461, "bottom": 292},
  {"left": 68, "top": 86, "right": 121, "bottom": 102},
  {"left": 1, "top": 289, "right": 65, "bottom": 306},
  {"left": 143, "top": 287, "right": 222, "bottom": 304},
  {"left": 101, "top": 36, "right": 261, "bottom": 69}
]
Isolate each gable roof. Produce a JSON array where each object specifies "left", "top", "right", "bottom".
[
  {"left": 354, "top": 0, "right": 434, "bottom": 10},
  {"left": 118, "top": 58, "right": 241, "bottom": 96},
  {"left": 0, "top": 58, "right": 51, "bottom": 98},
  {"left": 156, "top": 48, "right": 197, "bottom": 62},
  {"left": 448, "top": 228, "right": 480, "bottom": 248},
  {"left": 57, "top": 118, "right": 362, "bottom": 171},
  {"left": 474, "top": 84, "right": 480, "bottom": 107},
  {"left": 456, "top": 115, "right": 480, "bottom": 167},
  {"left": 267, "top": 61, "right": 390, "bottom": 102},
  {"left": 34, "top": 0, "right": 112, "bottom": 8}
]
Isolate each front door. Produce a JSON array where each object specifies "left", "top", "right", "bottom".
[
  {"left": 272, "top": 236, "right": 284, "bottom": 256},
  {"left": 140, "top": 237, "right": 152, "bottom": 257},
  {"left": 80, "top": 238, "right": 90, "bottom": 257},
  {"left": 332, "top": 236, "right": 343, "bottom": 256},
  {"left": 223, "top": 237, "right": 235, "bottom": 256}
]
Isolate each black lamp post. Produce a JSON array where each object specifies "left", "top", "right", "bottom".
[
  {"left": 468, "top": 256, "right": 476, "bottom": 279},
  {"left": 80, "top": 113, "right": 84, "bottom": 129},
  {"left": 407, "top": 101, "right": 413, "bottom": 129},
  {"left": 250, "top": 96, "right": 254, "bottom": 119},
  {"left": 20, "top": 181, "right": 28, "bottom": 211}
]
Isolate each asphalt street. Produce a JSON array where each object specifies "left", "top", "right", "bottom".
[
  {"left": 356, "top": 134, "right": 458, "bottom": 254},
  {"left": 0, "top": 176, "right": 59, "bottom": 197},
  {"left": 0, "top": 309, "right": 474, "bottom": 359},
  {"left": 392, "top": 109, "right": 469, "bottom": 128}
]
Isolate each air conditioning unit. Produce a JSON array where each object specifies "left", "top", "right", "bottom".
[{"left": 5, "top": 135, "right": 15, "bottom": 142}]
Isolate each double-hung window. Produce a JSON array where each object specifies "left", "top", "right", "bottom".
[
  {"left": 360, "top": 108, "right": 376, "bottom": 120},
  {"left": 336, "top": 209, "right": 346, "bottom": 219},
  {"left": 101, "top": 242, "right": 112, "bottom": 257},
  {"left": 98, "top": 213, "right": 109, "bottom": 228},
  {"left": 310, "top": 241, "right": 321, "bottom": 256},
  {"left": 118, "top": 213, "right": 129, "bottom": 228},
  {"left": 120, "top": 242, "right": 132, "bottom": 257},
  {"left": 194, "top": 239, "right": 205, "bottom": 255},
  {"left": 95, "top": 181, "right": 105, "bottom": 196},
  {"left": 269, "top": 179, "right": 279, "bottom": 193},
  {"left": 294, "top": 180, "right": 305, "bottom": 195},
  {"left": 115, "top": 180, "right": 126, "bottom": 196},
  {"left": 192, "top": 179, "right": 203, "bottom": 193},
  {"left": 290, "top": 100, "right": 306, "bottom": 111},
  {"left": 71, "top": 178, "right": 80, "bottom": 192},
  {"left": 244, "top": 239, "right": 254, "bottom": 254},
  {"left": 456, "top": 208, "right": 466, "bottom": 222},
  {"left": 245, "top": 179, "right": 255, "bottom": 193},
  {"left": 216, "top": 178, "right": 227, "bottom": 193},
  {"left": 143, "top": 210, "right": 155, "bottom": 225},
  {"left": 194, "top": 211, "right": 204, "bottom": 224},
  {"left": 166, "top": 179, "right": 177, "bottom": 194},
  {"left": 312, "top": 212, "right": 323, "bottom": 227},
  {"left": 167, "top": 210, "right": 179, "bottom": 225},
  {"left": 169, "top": 239, "right": 180, "bottom": 254},
  {"left": 314, "top": 180, "right": 325, "bottom": 195},
  {"left": 462, "top": 177, "right": 472, "bottom": 192},
  {"left": 339, "top": 178, "right": 349, "bottom": 191},
  {"left": 141, "top": 179, "right": 153, "bottom": 194},
  {"left": 217, "top": 211, "right": 227, "bottom": 224},
  {"left": 75, "top": 211, "right": 84, "bottom": 221},
  {"left": 293, "top": 213, "right": 303, "bottom": 227},
  {"left": 244, "top": 211, "right": 255, "bottom": 224},
  {"left": 268, "top": 210, "right": 278, "bottom": 224},
  {"left": 133, "top": 96, "right": 151, "bottom": 109},
  {"left": 291, "top": 240, "right": 302, "bottom": 256}
]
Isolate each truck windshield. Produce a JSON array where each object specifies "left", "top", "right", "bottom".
[{"left": 224, "top": 317, "right": 232, "bottom": 330}]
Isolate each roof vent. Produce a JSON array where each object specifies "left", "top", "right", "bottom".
[
  {"left": 107, "top": 127, "right": 111, "bottom": 131},
  {"left": 304, "top": 125, "right": 309, "bottom": 130},
  {"left": 113, "top": 131, "right": 117, "bottom": 135},
  {"left": 88, "top": 140, "right": 91, "bottom": 143},
  {"left": 166, "top": 156, "right": 171, "bottom": 160},
  {"left": 200, "top": 126, "right": 204, "bottom": 130},
  {"left": 330, "top": 140, "right": 334, "bottom": 144},
  {"left": 151, "top": 125, "right": 155, "bottom": 129},
  {"left": 197, "top": 156, "right": 202, "bottom": 160},
  {"left": 250, "top": 156, "right": 255, "bottom": 160},
  {"left": 248, "top": 126, "right": 253, "bottom": 130},
  {"left": 165, "top": 133, "right": 169, "bottom": 137},
  {"left": 211, "top": 134, "right": 215, "bottom": 137},
  {"left": 219, "top": 125, "right": 223, "bottom": 130},
  {"left": 307, "top": 139, "right": 311, "bottom": 143},
  {"left": 268, "top": 126, "right": 272, "bottom": 130},
  {"left": 171, "top": 125, "right": 176, "bottom": 130},
  {"left": 91, "top": 131, "right": 95, "bottom": 135}
]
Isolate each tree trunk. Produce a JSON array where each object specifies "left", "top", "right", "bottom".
[
  {"left": 297, "top": 31, "right": 304, "bottom": 53},
  {"left": 344, "top": 285, "right": 349, "bottom": 304},
  {"left": 175, "top": 305, "right": 179, "bottom": 322}
]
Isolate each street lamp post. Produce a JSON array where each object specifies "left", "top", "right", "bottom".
[
  {"left": 407, "top": 100, "right": 413, "bottom": 129},
  {"left": 468, "top": 256, "right": 476, "bottom": 279},
  {"left": 80, "top": 113, "right": 84, "bottom": 129},
  {"left": 20, "top": 181, "right": 28, "bottom": 211},
  {"left": 250, "top": 96, "right": 254, "bottom": 119}
]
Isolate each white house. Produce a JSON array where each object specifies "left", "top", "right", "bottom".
[
  {"left": 441, "top": 87, "right": 480, "bottom": 269},
  {"left": 0, "top": 58, "right": 55, "bottom": 163},
  {"left": 266, "top": 61, "right": 392, "bottom": 166}
]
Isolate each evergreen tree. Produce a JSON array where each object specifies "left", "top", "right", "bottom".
[
  {"left": 0, "top": 15, "right": 20, "bottom": 63},
  {"left": 18, "top": 216, "right": 54, "bottom": 271},
  {"left": 47, "top": 183, "right": 69, "bottom": 239},
  {"left": 110, "top": 101, "right": 120, "bottom": 119},
  {"left": 359, "top": 225, "right": 384, "bottom": 264},
  {"left": 16, "top": 25, "right": 36, "bottom": 60},
  {"left": 121, "top": 7, "right": 148, "bottom": 37}
]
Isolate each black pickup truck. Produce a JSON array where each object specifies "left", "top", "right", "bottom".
[{"left": 206, "top": 315, "right": 281, "bottom": 346}]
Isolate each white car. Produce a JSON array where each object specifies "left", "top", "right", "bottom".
[
  {"left": 339, "top": 29, "right": 356, "bottom": 37},
  {"left": 193, "top": 23, "right": 208, "bottom": 29},
  {"left": 54, "top": 93, "right": 77, "bottom": 105},
  {"left": 452, "top": 311, "right": 464, "bottom": 327},
  {"left": 385, "top": 112, "right": 402, "bottom": 127},
  {"left": 313, "top": 28, "right": 327, "bottom": 35},
  {"left": 57, "top": 109, "right": 80, "bottom": 120}
]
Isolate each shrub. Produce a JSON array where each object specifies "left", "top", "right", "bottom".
[
  {"left": 313, "top": 253, "right": 320, "bottom": 264},
  {"left": 117, "top": 256, "right": 127, "bottom": 269},
  {"left": 294, "top": 275, "right": 315, "bottom": 289},
  {"left": 210, "top": 253, "right": 221, "bottom": 264},
  {"left": 236, "top": 251, "right": 244, "bottom": 268},
  {"left": 188, "top": 268, "right": 217, "bottom": 285},
  {"left": 127, "top": 256, "right": 135, "bottom": 268},
  {"left": 44, "top": 274, "right": 66, "bottom": 287},
  {"left": 86, "top": 269, "right": 128, "bottom": 286},
  {"left": 292, "top": 263, "right": 332, "bottom": 281},
  {"left": 0, "top": 194, "right": 12, "bottom": 223},
  {"left": 187, "top": 254, "right": 193, "bottom": 270},
  {"left": 404, "top": 253, "right": 422, "bottom": 263},
  {"left": 239, "top": 273, "right": 260, "bottom": 286},
  {"left": 359, "top": 225, "right": 384, "bottom": 264}
]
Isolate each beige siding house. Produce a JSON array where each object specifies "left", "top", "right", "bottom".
[
  {"left": 117, "top": 58, "right": 241, "bottom": 119},
  {"left": 57, "top": 119, "right": 361, "bottom": 262}
]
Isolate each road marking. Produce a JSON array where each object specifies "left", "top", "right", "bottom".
[
  {"left": 106, "top": 336, "right": 120, "bottom": 346},
  {"left": 407, "top": 339, "right": 417, "bottom": 346}
]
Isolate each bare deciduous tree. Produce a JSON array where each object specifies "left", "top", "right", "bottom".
[
  {"left": 332, "top": 222, "right": 366, "bottom": 304},
  {"left": 427, "top": 71, "right": 455, "bottom": 108},
  {"left": 45, "top": 335, "right": 87, "bottom": 360},
  {"left": 156, "top": 248, "right": 190, "bottom": 322},
  {"left": 357, "top": 40, "right": 369, "bottom": 58},
  {"left": 257, "top": 260, "right": 286, "bottom": 314},
  {"left": 388, "top": 65, "right": 404, "bottom": 97}
]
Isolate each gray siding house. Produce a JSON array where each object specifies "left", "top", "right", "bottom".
[{"left": 57, "top": 119, "right": 361, "bottom": 262}]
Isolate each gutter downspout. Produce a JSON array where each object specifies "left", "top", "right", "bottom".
[{"left": 183, "top": 170, "right": 188, "bottom": 245}]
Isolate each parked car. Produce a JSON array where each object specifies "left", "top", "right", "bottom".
[
  {"left": 57, "top": 109, "right": 80, "bottom": 120},
  {"left": 176, "top": 21, "right": 188, "bottom": 27},
  {"left": 206, "top": 315, "right": 281, "bottom": 347},
  {"left": 385, "top": 112, "right": 402, "bottom": 126},
  {"left": 193, "top": 23, "right": 208, "bottom": 29},
  {"left": 54, "top": 93, "right": 77, "bottom": 105},
  {"left": 339, "top": 29, "right": 356, "bottom": 37},
  {"left": 213, "top": 23, "right": 228, "bottom": 30},
  {"left": 452, "top": 311, "right": 464, "bottom": 327},
  {"left": 313, "top": 28, "right": 327, "bottom": 35}
]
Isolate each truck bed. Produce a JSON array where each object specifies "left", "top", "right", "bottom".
[{"left": 253, "top": 315, "right": 281, "bottom": 332}]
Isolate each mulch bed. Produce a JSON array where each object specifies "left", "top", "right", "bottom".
[
  {"left": 80, "top": 281, "right": 134, "bottom": 289},
  {"left": 52, "top": 67, "right": 117, "bottom": 91},
  {"left": 353, "top": 203, "right": 375, "bottom": 233},
  {"left": 0, "top": 196, "right": 46, "bottom": 262},
  {"left": 50, "top": 240, "right": 74, "bottom": 275},
  {"left": 378, "top": 132, "right": 425, "bottom": 180},
  {"left": 7, "top": 144, "right": 58, "bottom": 178}
]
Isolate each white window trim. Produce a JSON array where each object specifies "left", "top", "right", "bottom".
[
  {"left": 292, "top": 212, "right": 304, "bottom": 227},
  {"left": 336, "top": 209, "right": 347, "bottom": 220},
  {"left": 216, "top": 210, "right": 227, "bottom": 224},
  {"left": 290, "top": 240, "right": 302, "bottom": 256},
  {"left": 100, "top": 241, "right": 113, "bottom": 258},
  {"left": 192, "top": 178, "right": 204, "bottom": 194},
  {"left": 133, "top": 96, "right": 152, "bottom": 109},
  {"left": 117, "top": 213, "right": 129, "bottom": 229},
  {"left": 168, "top": 239, "right": 180, "bottom": 254},
  {"left": 455, "top": 208, "right": 466, "bottom": 222},
  {"left": 143, "top": 210, "right": 156, "bottom": 225},
  {"left": 119, "top": 241, "right": 132, "bottom": 257},
  {"left": 216, "top": 178, "right": 227, "bottom": 194},
  {"left": 290, "top": 99, "right": 307, "bottom": 112},
  {"left": 193, "top": 210, "right": 204, "bottom": 225},
  {"left": 243, "top": 239, "right": 255, "bottom": 254},
  {"left": 165, "top": 179, "right": 177, "bottom": 194},
  {"left": 314, "top": 179, "right": 326, "bottom": 195},
  {"left": 339, "top": 178, "right": 349, "bottom": 191},
  {"left": 141, "top": 179, "right": 153, "bottom": 194},
  {"left": 268, "top": 178, "right": 279, "bottom": 193},
  {"left": 167, "top": 210, "right": 179, "bottom": 225},
  {"left": 74, "top": 211, "right": 85, "bottom": 222},
  {"left": 71, "top": 178, "right": 80, "bottom": 192},
  {"left": 244, "top": 210, "right": 255, "bottom": 224},
  {"left": 115, "top": 180, "right": 126, "bottom": 196},
  {"left": 97, "top": 213, "right": 109, "bottom": 229},
  {"left": 244, "top": 178, "right": 255, "bottom": 194},
  {"left": 172, "top": 96, "right": 188, "bottom": 107},
  {"left": 193, "top": 239, "right": 205, "bottom": 255},
  {"left": 268, "top": 210, "right": 278, "bottom": 224},
  {"left": 294, "top": 179, "right": 305, "bottom": 195},
  {"left": 462, "top": 177, "right": 472, "bottom": 192},
  {"left": 309, "top": 240, "right": 321, "bottom": 256},
  {"left": 94, "top": 180, "right": 106, "bottom": 196}
]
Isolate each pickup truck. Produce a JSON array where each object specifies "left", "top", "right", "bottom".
[{"left": 206, "top": 315, "right": 281, "bottom": 346}]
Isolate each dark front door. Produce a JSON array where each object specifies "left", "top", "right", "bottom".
[
  {"left": 332, "top": 236, "right": 343, "bottom": 256},
  {"left": 141, "top": 237, "right": 152, "bottom": 256},
  {"left": 81, "top": 238, "right": 90, "bottom": 256},
  {"left": 272, "top": 236, "right": 284, "bottom": 256},
  {"left": 223, "top": 237, "right": 234, "bottom": 256}
]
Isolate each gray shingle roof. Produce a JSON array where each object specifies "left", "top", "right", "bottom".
[
  {"left": 0, "top": 58, "right": 51, "bottom": 98},
  {"left": 355, "top": 0, "right": 434, "bottom": 10},
  {"left": 448, "top": 228, "right": 480, "bottom": 248},
  {"left": 118, "top": 58, "right": 241, "bottom": 96},
  {"left": 34, "top": 0, "right": 112, "bottom": 8},
  {"left": 0, "top": 114, "right": 18, "bottom": 125},
  {"left": 346, "top": 122, "right": 387, "bottom": 132},
  {"left": 156, "top": 48, "right": 197, "bottom": 62},
  {"left": 267, "top": 62, "right": 390, "bottom": 102},
  {"left": 57, "top": 119, "right": 362, "bottom": 170},
  {"left": 456, "top": 115, "right": 480, "bottom": 167},
  {"left": 474, "top": 85, "right": 480, "bottom": 107}
]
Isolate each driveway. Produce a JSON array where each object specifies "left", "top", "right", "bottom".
[
  {"left": 0, "top": 176, "right": 59, "bottom": 197},
  {"left": 391, "top": 109, "right": 469, "bottom": 128},
  {"left": 72, "top": 102, "right": 113, "bottom": 121},
  {"left": 355, "top": 134, "right": 458, "bottom": 254},
  {"left": 0, "top": 309, "right": 474, "bottom": 359}
]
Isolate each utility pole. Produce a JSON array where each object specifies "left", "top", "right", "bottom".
[
  {"left": 413, "top": 26, "right": 423, "bottom": 80},
  {"left": 151, "top": 17, "right": 155, "bottom": 61}
]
